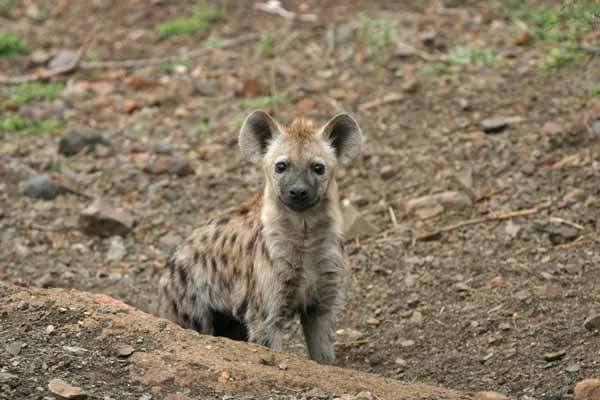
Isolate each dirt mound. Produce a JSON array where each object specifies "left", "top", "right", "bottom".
[{"left": 0, "top": 283, "right": 469, "bottom": 400}]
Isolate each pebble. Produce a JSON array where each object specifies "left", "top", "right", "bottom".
[
  {"left": 583, "top": 314, "right": 600, "bottom": 331},
  {"left": 355, "top": 392, "right": 374, "bottom": 400},
  {"left": 305, "top": 387, "right": 329, "bottom": 399},
  {"left": 22, "top": 175, "right": 70, "bottom": 200},
  {"left": 46, "top": 325, "right": 56, "bottom": 335},
  {"left": 566, "top": 364, "right": 581, "bottom": 373},
  {"left": 6, "top": 341, "right": 23, "bottom": 356},
  {"left": 592, "top": 119, "right": 600, "bottom": 136},
  {"left": 481, "top": 116, "right": 523, "bottom": 133},
  {"left": 115, "top": 344, "right": 136, "bottom": 357},
  {"left": 143, "top": 155, "right": 194, "bottom": 177},
  {"left": 59, "top": 128, "right": 108, "bottom": 157},
  {"left": 158, "top": 232, "right": 182, "bottom": 252},
  {"left": 574, "top": 379, "right": 600, "bottom": 400},
  {"left": 48, "top": 378, "right": 85, "bottom": 399},
  {"left": 543, "top": 350, "right": 566, "bottom": 362},
  {"left": 404, "top": 191, "right": 472, "bottom": 215},
  {"left": 106, "top": 236, "right": 127, "bottom": 262},
  {"left": 49, "top": 50, "right": 77, "bottom": 69},
  {"left": 0, "top": 372, "right": 18, "bottom": 387},
  {"left": 79, "top": 199, "right": 134, "bottom": 237},
  {"left": 399, "top": 339, "right": 415, "bottom": 348}
]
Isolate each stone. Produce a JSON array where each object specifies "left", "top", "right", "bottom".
[
  {"left": 158, "top": 232, "right": 182, "bottom": 252},
  {"left": 401, "top": 79, "right": 419, "bottom": 93},
  {"left": 355, "top": 392, "right": 375, "bottom": 400},
  {"left": 514, "top": 26, "right": 532, "bottom": 46},
  {"left": 122, "top": 99, "right": 138, "bottom": 114},
  {"left": 6, "top": 341, "right": 23, "bottom": 356},
  {"left": 341, "top": 199, "right": 378, "bottom": 238},
  {"left": 143, "top": 155, "right": 194, "bottom": 177},
  {"left": 336, "top": 328, "right": 364, "bottom": 341},
  {"left": 474, "top": 391, "right": 509, "bottom": 400},
  {"left": 46, "top": 325, "right": 56, "bottom": 334},
  {"left": 505, "top": 220, "right": 521, "bottom": 238},
  {"left": 114, "top": 344, "right": 135, "bottom": 357},
  {"left": 566, "top": 364, "right": 581, "bottom": 373},
  {"left": 584, "top": 314, "right": 600, "bottom": 331},
  {"left": 404, "top": 191, "right": 472, "bottom": 216},
  {"left": 481, "top": 116, "right": 523, "bottom": 133},
  {"left": 22, "top": 175, "right": 70, "bottom": 200},
  {"left": 79, "top": 199, "right": 134, "bottom": 237},
  {"left": 305, "top": 387, "right": 329, "bottom": 399},
  {"left": 540, "top": 121, "right": 563, "bottom": 136},
  {"left": 574, "top": 379, "right": 600, "bottom": 400},
  {"left": 48, "top": 378, "right": 86, "bottom": 399},
  {"left": 59, "top": 128, "right": 108, "bottom": 157},
  {"left": 106, "top": 236, "right": 127, "bottom": 262},
  {"left": 380, "top": 165, "right": 398, "bottom": 180},
  {"left": 394, "top": 358, "right": 407, "bottom": 367},
  {"left": 544, "top": 350, "right": 566, "bottom": 362},
  {"left": 49, "top": 50, "right": 77, "bottom": 69},
  {"left": 592, "top": 119, "right": 600, "bottom": 136}
]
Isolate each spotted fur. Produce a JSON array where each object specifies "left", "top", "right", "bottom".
[{"left": 159, "top": 110, "right": 362, "bottom": 364}]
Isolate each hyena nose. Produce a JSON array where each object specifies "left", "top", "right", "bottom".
[{"left": 289, "top": 187, "right": 308, "bottom": 200}]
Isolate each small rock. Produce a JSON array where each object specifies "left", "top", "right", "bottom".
[
  {"left": 30, "top": 49, "right": 51, "bottom": 65},
  {"left": 143, "top": 154, "right": 194, "bottom": 177},
  {"left": 481, "top": 116, "right": 523, "bottom": 133},
  {"left": 79, "top": 199, "right": 134, "bottom": 237},
  {"left": 122, "top": 99, "right": 138, "bottom": 114},
  {"left": 574, "top": 379, "right": 600, "bottom": 400},
  {"left": 592, "top": 119, "right": 600, "bottom": 136},
  {"left": 394, "top": 358, "right": 407, "bottom": 367},
  {"left": 23, "top": 175, "right": 70, "bottom": 200},
  {"left": 114, "top": 344, "right": 135, "bottom": 357},
  {"left": 259, "top": 354, "right": 275, "bottom": 366},
  {"left": 514, "top": 26, "right": 532, "bottom": 46},
  {"left": 380, "top": 165, "right": 398, "bottom": 180},
  {"left": 474, "top": 391, "right": 509, "bottom": 400},
  {"left": 6, "top": 341, "right": 23, "bottom": 356},
  {"left": 46, "top": 325, "right": 56, "bottom": 335},
  {"left": 305, "top": 387, "right": 328, "bottom": 399},
  {"left": 217, "top": 369, "right": 231, "bottom": 384},
  {"left": 532, "top": 220, "right": 580, "bottom": 245},
  {"left": 355, "top": 392, "right": 374, "bottom": 400},
  {"left": 154, "top": 142, "right": 173, "bottom": 155},
  {"left": 409, "top": 311, "right": 423, "bottom": 325},
  {"left": 106, "top": 236, "right": 127, "bottom": 262},
  {"left": 49, "top": 50, "right": 77, "bottom": 69},
  {"left": 499, "top": 322, "right": 511, "bottom": 331},
  {"left": 404, "top": 191, "right": 472, "bottom": 216},
  {"left": 94, "top": 144, "right": 113, "bottom": 158},
  {"left": 336, "top": 328, "right": 364, "bottom": 341},
  {"left": 367, "top": 317, "right": 380, "bottom": 326},
  {"left": 159, "top": 232, "right": 182, "bottom": 252},
  {"left": 584, "top": 314, "right": 600, "bottom": 331},
  {"left": 63, "top": 346, "right": 88, "bottom": 355},
  {"left": 48, "top": 378, "right": 85, "bottom": 399},
  {"left": 341, "top": 199, "right": 378, "bottom": 238},
  {"left": 566, "top": 364, "right": 581, "bottom": 373},
  {"left": 59, "top": 128, "right": 108, "bottom": 157},
  {"left": 277, "top": 360, "right": 288, "bottom": 370},
  {"left": 399, "top": 339, "right": 415, "bottom": 348},
  {"left": 504, "top": 220, "right": 521, "bottom": 238},
  {"left": 544, "top": 350, "right": 566, "bottom": 362},
  {"left": 540, "top": 121, "right": 563, "bottom": 136}
]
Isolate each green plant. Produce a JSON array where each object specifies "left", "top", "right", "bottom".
[
  {"left": 585, "top": 84, "right": 600, "bottom": 98},
  {"left": 0, "top": 115, "right": 63, "bottom": 134},
  {"left": 0, "top": 0, "right": 13, "bottom": 17},
  {"left": 155, "top": 1, "right": 222, "bottom": 37},
  {"left": 445, "top": 47, "right": 497, "bottom": 67},
  {"left": 0, "top": 30, "right": 28, "bottom": 56},
  {"left": 239, "top": 91, "right": 286, "bottom": 109},
  {"left": 356, "top": 14, "right": 400, "bottom": 70},
  {"left": 420, "top": 61, "right": 450, "bottom": 78},
  {"left": 256, "top": 32, "right": 273, "bottom": 58},
  {"left": 10, "top": 82, "right": 64, "bottom": 104},
  {"left": 195, "top": 118, "right": 214, "bottom": 133}
]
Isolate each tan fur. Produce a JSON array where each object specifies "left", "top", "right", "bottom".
[{"left": 159, "top": 111, "right": 362, "bottom": 364}]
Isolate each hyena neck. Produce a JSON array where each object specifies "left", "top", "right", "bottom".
[{"left": 260, "top": 180, "right": 343, "bottom": 243}]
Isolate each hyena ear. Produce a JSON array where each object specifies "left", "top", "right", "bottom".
[
  {"left": 239, "top": 110, "right": 282, "bottom": 163},
  {"left": 320, "top": 113, "right": 363, "bottom": 165}
]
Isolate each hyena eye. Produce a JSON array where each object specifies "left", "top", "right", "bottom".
[
  {"left": 275, "top": 162, "right": 288, "bottom": 173},
  {"left": 311, "top": 163, "right": 325, "bottom": 175}
]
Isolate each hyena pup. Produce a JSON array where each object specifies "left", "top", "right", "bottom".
[{"left": 159, "top": 110, "right": 362, "bottom": 364}]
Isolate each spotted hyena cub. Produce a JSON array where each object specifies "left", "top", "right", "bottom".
[{"left": 159, "top": 110, "right": 362, "bottom": 364}]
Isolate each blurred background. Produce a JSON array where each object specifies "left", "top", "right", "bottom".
[{"left": 1, "top": 0, "right": 600, "bottom": 398}]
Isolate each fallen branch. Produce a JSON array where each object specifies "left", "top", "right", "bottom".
[
  {"left": 80, "top": 33, "right": 258, "bottom": 70},
  {"left": 255, "top": 1, "right": 317, "bottom": 22},
  {"left": 413, "top": 203, "right": 554, "bottom": 241},
  {"left": 0, "top": 26, "right": 99, "bottom": 85},
  {"left": 358, "top": 92, "right": 403, "bottom": 112},
  {"left": 0, "top": 32, "right": 258, "bottom": 85}
]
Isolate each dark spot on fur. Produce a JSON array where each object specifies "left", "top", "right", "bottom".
[
  {"left": 182, "top": 312, "right": 191, "bottom": 324},
  {"left": 178, "top": 267, "right": 188, "bottom": 288},
  {"left": 246, "top": 238, "right": 254, "bottom": 255},
  {"left": 166, "top": 257, "right": 176, "bottom": 273},
  {"left": 210, "top": 257, "right": 218, "bottom": 273},
  {"left": 213, "top": 228, "right": 220, "bottom": 242},
  {"left": 193, "top": 251, "right": 199, "bottom": 264},
  {"left": 216, "top": 217, "right": 230, "bottom": 225},
  {"left": 221, "top": 254, "right": 228, "bottom": 266},
  {"left": 239, "top": 207, "right": 249, "bottom": 215},
  {"left": 230, "top": 233, "right": 238, "bottom": 247},
  {"left": 236, "top": 298, "right": 248, "bottom": 320},
  {"left": 191, "top": 319, "right": 203, "bottom": 332},
  {"left": 190, "top": 293, "right": 197, "bottom": 304},
  {"left": 171, "top": 299, "right": 179, "bottom": 316}
]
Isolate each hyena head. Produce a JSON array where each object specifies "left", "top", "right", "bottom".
[{"left": 239, "top": 110, "right": 362, "bottom": 212}]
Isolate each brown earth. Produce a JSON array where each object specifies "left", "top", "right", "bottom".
[
  {"left": 1, "top": 1, "right": 600, "bottom": 399},
  {"left": 0, "top": 283, "right": 470, "bottom": 400}
]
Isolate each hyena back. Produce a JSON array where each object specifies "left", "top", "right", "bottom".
[{"left": 159, "top": 110, "right": 362, "bottom": 364}]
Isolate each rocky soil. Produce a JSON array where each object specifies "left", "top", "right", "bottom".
[{"left": 1, "top": 1, "right": 600, "bottom": 399}]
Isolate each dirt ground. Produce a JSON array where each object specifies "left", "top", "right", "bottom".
[{"left": 1, "top": 1, "right": 600, "bottom": 399}]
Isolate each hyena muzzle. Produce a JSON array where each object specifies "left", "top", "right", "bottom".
[{"left": 159, "top": 110, "right": 362, "bottom": 364}]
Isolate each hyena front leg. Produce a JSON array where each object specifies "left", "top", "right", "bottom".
[
  {"left": 301, "top": 306, "right": 336, "bottom": 365},
  {"left": 246, "top": 303, "right": 288, "bottom": 350}
]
